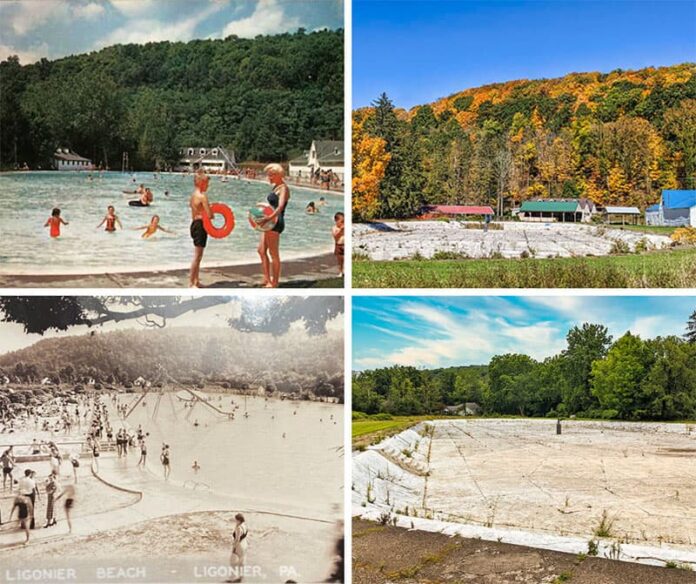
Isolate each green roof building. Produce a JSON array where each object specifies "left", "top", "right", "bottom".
[{"left": 518, "top": 199, "right": 596, "bottom": 223}]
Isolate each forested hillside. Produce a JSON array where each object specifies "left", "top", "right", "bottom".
[
  {"left": 353, "top": 314, "right": 696, "bottom": 421},
  {"left": 353, "top": 64, "right": 696, "bottom": 220},
  {"left": 0, "top": 327, "right": 343, "bottom": 396},
  {"left": 0, "top": 29, "right": 343, "bottom": 169}
]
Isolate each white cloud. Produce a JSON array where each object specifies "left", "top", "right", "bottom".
[
  {"left": 0, "top": 42, "right": 50, "bottom": 64},
  {"left": 73, "top": 2, "right": 106, "bottom": 19},
  {"left": 108, "top": 0, "right": 159, "bottom": 18},
  {"left": 221, "top": 0, "right": 301, "bottom": 38},
  {"left": 99, "top": 1, "right": 225, "bottom": 47},
  {"left": 2, "top": 0, "right": 69, "bottom": 36},
  {"left": 358, "top": 303, "right": 566, "bottom": 369}
]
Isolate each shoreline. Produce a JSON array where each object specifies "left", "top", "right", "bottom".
[
  {"left": 0, "top": 252, "right": 342, "bottom": 288},
  {"left": 0, "top": 169, "right": 345, "bottom": 197}
]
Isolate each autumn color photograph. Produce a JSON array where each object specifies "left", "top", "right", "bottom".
[{"left": 352, "top": 0, "right": 696, "bottom": 288}]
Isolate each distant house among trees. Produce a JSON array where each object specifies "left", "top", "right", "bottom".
[
  {"left": 176, "top": 146, "right": 237, "bottom": 173},
  {"left": 645, "top": 190, "right": 696, "bottom": 227},
  {"left": 442, "top": 402, "right": 482, "bottom": 416},
  {"left": 52, "top": 148, "right": 92, "bottom": 171},
  {"left": 289, "top": 140, "right": 344, "bottom": 181},
  {"left": 517, "top": 199, "right": 597, "bottom": 223},
  {"left": 421, "top": 205, "right": 494, "bottom": 220}
]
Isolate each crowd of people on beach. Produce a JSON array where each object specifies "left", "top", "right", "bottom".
[
  {"left": 41, "top": 165, "right": 344, "bottom": 287},
  {"left": 1, "top": 441, "right": 77, "bottom": 543}
]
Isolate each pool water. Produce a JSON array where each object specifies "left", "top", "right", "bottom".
[
  {"left": 112, "top": 393, "right": 344, "bottom": 517},
  {"left": 0, "top": 171, "right": 342, "bottom": 275}
]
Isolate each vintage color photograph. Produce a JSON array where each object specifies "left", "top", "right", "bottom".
[{"left": 0, "top": 0, "right": 345, "bottom": 288}]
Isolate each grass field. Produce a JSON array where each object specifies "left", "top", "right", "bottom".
[
  {"left": 353, "top": 247, "right": 696, "bottom": 288},
  {"left": 608, "top": 225, "right": 677, "bottom": 235},
  {"left": 352, "top": 415, "right": 435, "bottom": 449}
]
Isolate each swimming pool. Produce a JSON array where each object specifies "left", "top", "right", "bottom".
[
  {"left": 0, "top": 171, "right": 342, "bottom": 275},
  {"left": 110, "top": 393, "right": 343, "bottom": 516}
]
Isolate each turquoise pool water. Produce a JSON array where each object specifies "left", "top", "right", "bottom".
[{"left": 0, "top": 171, "right": 341, "bottom": 274}]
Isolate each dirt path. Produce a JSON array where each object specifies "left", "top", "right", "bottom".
[{"left": 352, "top": 519, "right": 696, "bottom": 583}]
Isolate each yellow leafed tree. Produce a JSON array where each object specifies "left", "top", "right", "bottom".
[{"left": 352, "top": 113, "right": 391, "bottom": 221}]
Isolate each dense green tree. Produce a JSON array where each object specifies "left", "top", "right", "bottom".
[
  {"left": 560, "top": 323, "right": 613, "bottom": 413},
  {"left": 686, "top": 310, "right": 696, "bottom": 344},
  {"left": 591, "top": 332, "right": 653, "bottom": 418},
  {"left": 0, "top": 30, "right": 343, "bottom": 169}
]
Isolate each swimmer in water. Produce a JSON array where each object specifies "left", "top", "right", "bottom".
[
  {"left": 305, "top": 201, "right": 318, "bottom": 214},
  {"left": 192, "top": 461, "right": 200, "bottom": 473},
  {"left": 45, "top": 208, "right": 68, "bottom": 238},
  {"left": 132, "top": 215, "right": 173, "bottom": 238},
  {"left": 96, "top": 205, "right": 122, "bottom": 232},
  {"left": 193, "top": 419, "right": 199, "bottom": 427}
]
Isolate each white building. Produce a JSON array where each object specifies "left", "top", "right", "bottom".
[
  {"left": 289, "top": 140, "right": 344, "bottom": 181},
  {"left": 52, "top": 148, "right": 92, "bottom": 171},
  {"left": 646, "top": 190, "right": 696, "bottom": 227},
  {"left": 177, "top": 146, "right": 237, "bottom": 173}
]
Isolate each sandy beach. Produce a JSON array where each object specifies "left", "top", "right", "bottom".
[{"left": 0, "top": 252, "right": 342, "bottom": 288}]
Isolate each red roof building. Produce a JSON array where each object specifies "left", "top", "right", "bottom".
[{"left": 423, "top": 205, "right": 495, "bottom": 216}]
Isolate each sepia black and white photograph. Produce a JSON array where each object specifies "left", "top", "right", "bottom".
[{"left": 0, "top": 296, "right": 344, "bottom": 583}]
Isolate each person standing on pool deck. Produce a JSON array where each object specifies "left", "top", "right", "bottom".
[
  {"left": 96, "top": 206, "right": 122, "bottom": 232},
  {"left": 229, "top": 513, "right": 248, "bottom": 582},
  {"left": 333, "top": 212, "right": 345, "bottom": 276},
  {"left": 189, "top": 170, "right": 213, "bottom": 288},
  {"left": 257, "top": 163, "right": 289, "bottom": 288},
  {"left": 9, "top": 493, "right": 33, "bottom": 543},
  {"left": 54, "top": 482, "right": 75, "bottom": 534},
  {"left": 2, "top": 447, "right": 15, "bottom": 491},
  {"left": 44, "top": 208, "right": 68, "bottom": 238},
  {"left": 160, "top": 444, "right": 171, "bottom": 479}
]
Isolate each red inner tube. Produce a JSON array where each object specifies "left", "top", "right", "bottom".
[{"left": 202, "top": 203, "right": 235, "bottom": 238}]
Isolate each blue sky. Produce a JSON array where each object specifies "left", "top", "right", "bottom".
[
  {"left": 0, "top": 0, "right": 343, "bottom": 64},
  {"left": 352, "top": 296, "right": 696, "bottom": 370},
  {"left": 353, "top": 0, "right": 696, "bottom": 108}
]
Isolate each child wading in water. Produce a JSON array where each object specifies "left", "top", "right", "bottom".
[
  {"left": 96, "top": 206, "right": 122, "bottom": 232},
  {"left": 189, "top": 171, "right": 213, "bottom": 288},
  {"left": 133, "top": 215, "right": 173, "bottom": 239},
  {"left": 45, "top": 208, "right": 68, "bottom": 238},
  {"left": 333, "top": 212, "right": 345, "bottom": 276}
]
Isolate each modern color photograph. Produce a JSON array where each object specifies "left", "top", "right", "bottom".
[
  {"left": 0, "top": 296, "right": 344, "bottom": 582},
  {"left": 352, "top": 0, "right": 696, "bottom": 288},
  {"left": 352, "top": 295, "right": 696, "bottom": 583},
  {"left": 0, "top": 0, "right": 345, "bottom": 288}
]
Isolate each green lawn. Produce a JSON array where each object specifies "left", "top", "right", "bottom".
[
  {"left": 607, "top": 224, "right": 677, "bottom": 235},
  {"left": 352, "top": 415, "right": 436, "bottom": 449},
  {"left": 353, "top": 247, "right": 696, "bottom": 288}
]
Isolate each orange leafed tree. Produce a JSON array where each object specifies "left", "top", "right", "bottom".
[{"left": 352, "top": 112, "right": 391, "bottom": 221}]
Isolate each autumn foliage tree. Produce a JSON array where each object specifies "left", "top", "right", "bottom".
[{"left": 353, "top": 63, "right": 696, "bottom": 219}]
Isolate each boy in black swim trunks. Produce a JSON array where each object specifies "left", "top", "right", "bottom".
[{"left": 189, "top": 171, "right": 213, "bottom": 288}]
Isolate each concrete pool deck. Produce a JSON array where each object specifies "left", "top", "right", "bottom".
[
  {"left": 0, "top": 252, "right": 342, "bottom": 288},
  {"left": 1, "top": 453, "right": 340, "bottom": 582},
  {"left": 353, "top": 221, "right": 673, "bottom": 260},
  {"left": 352, "top": 419, "right": 696, "bottom": 567}
]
